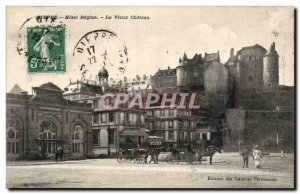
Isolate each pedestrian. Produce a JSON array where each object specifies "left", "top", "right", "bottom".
[
  {"left": 253, "top": 145, "right": 262, "bottom": 168},
  {"left": 280, "top": 149, "right": 284, "bottom": 158},
  {"left": 55, "top": 147, "right": 59, "bottom": 163},
  {"left": 58, "top": 146, "right": 64, "bottom": 161},
  {"left": 241, "top": 146, "right": 250, "bottom": 168}
]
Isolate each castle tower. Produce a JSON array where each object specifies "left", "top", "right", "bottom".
[
  {"left": 176, "top": 53, "right": 189, "bottom": 89},
  {"left": 263, "top": 42, "right": 279, "bottom": 91}
]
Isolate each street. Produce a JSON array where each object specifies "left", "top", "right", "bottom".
[{"left": 6, "top": 153, "right": 294, "bottom": 189}]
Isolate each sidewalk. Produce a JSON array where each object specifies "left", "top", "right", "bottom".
[{"left": 6, "top": 159, "right": 99, "bottom": 166}]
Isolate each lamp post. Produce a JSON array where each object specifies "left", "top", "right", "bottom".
[{"left": 107, "top": 126, "right": 111, "bottom": 157}]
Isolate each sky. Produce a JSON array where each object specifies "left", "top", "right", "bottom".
[{"left": 6, "top": 7, "right": 294, "bottom": 93}]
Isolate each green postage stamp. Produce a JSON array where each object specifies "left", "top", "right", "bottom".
[{"left": 27, "top": 26, "right": 66, "bottom": 73}]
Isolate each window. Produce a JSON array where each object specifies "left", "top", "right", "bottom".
[
  {"left": 168, "top": 131, "right": 174, "bottom": 140},
  {"left": 93, "top": 113, "right": 99, "bottom": 124},
  {"left": 197, "top": 133, "right": 201, "bottom": 140},
  {"left": 93, "top": 130, "right": 99, "bottom": 145},
  {"left": 93, "top": 100, "right": 98, "bottom": 109},
  {"left": 39, "top": 120, "right": 57, "bottom": 154},
  {"left": 125, "top": 113, "right": 129, "bottom": 121},
  {"left": 109, "top": 112, "right": 114, "bottom": 122},
  {"left": 169, "top": 121, "right": 174, "bottom": 128},
  {"left": 108, "top": 130, "right": 115, "bottom": 145},
  {"left": 31, "top": 108, "right": 34, "bottom": 121},
  {"left": 72, "top": 124, "right": 84, "bottom": 153},
  {"left": 161, "top": 131, "right": 166, "bottom": 139},
  {"left": 7, "top": 117, "right": 20, "bottom": 154},
  {"left": 150, "top": 122, "right": 154, "bottom": 130},
  {"left": 137, "top": 114, "right": 142, "bottom": 122},
  {"left": 169, "top": 109, "right": 174, "bottom": 116},
  {"left": 161, "top": 110, "right": 164, "bottom": 116},
  {"left": 161, "top": 121, "right": 165, "bottom": 129},
  {"left": 101, "top": 114, "right": 107, "bottom": 123},
  {"left": 181, "top": 131, "right": 186, "bottom": 140},
  {"left": 202, "top": 133, "right": 208, "bottom": 141},
  {"left": 66, "top": 112, "right": 68, "bottom": 123},
  {"left": 178, "top": 122, "right": 182, "bottom": 129}
]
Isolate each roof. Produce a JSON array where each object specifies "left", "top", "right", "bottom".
[
  {"left": 204, "top": 52, "right": 220, "bottom": 62},
  {"left": 33, "top": 82, "right": 64, "bottom": 93},
  {"left": 265, "top": 42, "right": 278, "bottom": 56},
  {"left": 98, "top": 66, "right": 109, "bottom": 78},
  {"left": 225, "top": 56, "right": 239, "bottom": 66},
  {"left": 64, "top": 81, "right": 104, "bottom": 95},
  {"left": 9, "top": 84, "right": 23, "bottom": 94},
  {"left": 153, "top": 68, "right": 176, "bottom": 77},
  {"left": 237, "top": 44, "right": 267, "bottom": 55}
]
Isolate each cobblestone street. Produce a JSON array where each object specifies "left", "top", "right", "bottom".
[{"left": 6, "top": 153, "right": 294, "bottom": 189}]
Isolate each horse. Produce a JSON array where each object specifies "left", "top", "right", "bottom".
[
  {"left": 144, "top": 147, "right": 165, "bottom": 164},
  {"left": 198, "top": 145, "right": 222, "bottom": 165}
]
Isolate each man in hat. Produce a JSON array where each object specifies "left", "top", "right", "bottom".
[
  {"left": 241, "top": 146, "right": 250, "bottom": 168},
  {"left": 253, "top": 145, "right": 262, "bottom": 168}
]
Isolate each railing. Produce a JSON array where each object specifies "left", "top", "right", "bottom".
[{"left": 120, "top": 120, "right": 144, "bottom": 127}]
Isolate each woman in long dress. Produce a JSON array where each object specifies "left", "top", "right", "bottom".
[
  {"left": 253, "top": 145, "right": 262, "bottom": 168},
  {"left": 34, "top": 29, "right": 60, "bottom": 59}
]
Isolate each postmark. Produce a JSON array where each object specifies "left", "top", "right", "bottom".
[{"left": 72, "top": 29, "right": 128, "bottom": 83}]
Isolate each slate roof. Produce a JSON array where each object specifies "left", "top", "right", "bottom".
[
  {"left": 33, "top": 82, "right": 64, "bottom": 93},
  {"left": 153, "top": 68, "right": 176, "bottom": 77},
  {"left": 204, "top": 52, "right": 220, "bottom": 62}
]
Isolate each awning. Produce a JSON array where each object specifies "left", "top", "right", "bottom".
[{"left": 120, "top": 128, "right": 148, "bottom": 137}]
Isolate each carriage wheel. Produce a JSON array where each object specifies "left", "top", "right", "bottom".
[
  {"left": 125, "top": 157, "right": 132, "bottom": 163},
  {"left": 139, "top": 157, "right": 145, "bottom": 164},
  {"left": 190, "top": 157, "right": 198, "bottom": 165},
  {"left": 186, "top": 156, "right": 196, "bottom": 165},
  {"left": 117, "top": 155, "right": 125, "bottom": 163},
  {"left": 166, "top": 155, "right": 173, "bottom": 164}
]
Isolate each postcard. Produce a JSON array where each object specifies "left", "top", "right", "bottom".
[{"left": 6, "top": 6, "right": 295, "bottom": 189}]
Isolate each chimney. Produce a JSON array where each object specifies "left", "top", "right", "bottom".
[
  {"left": 168, "top": 66, "right": 170, "bottom": 69},
  {"left": 230, "top": 48, "right": 234, "bottom": 57}
]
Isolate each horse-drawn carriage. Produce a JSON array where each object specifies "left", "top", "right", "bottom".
[
  {"left": 117, "top": 136, "right": 164, "bottom": 164},
  {"left": 117, "top": 135, "right": 222, "bottom": 165},
  {"left": 165, "top": 145, "right": 222, "bottom": 165}
]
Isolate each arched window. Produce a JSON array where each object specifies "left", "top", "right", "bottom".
[
  {"left": 72, "top": 124, "right": 84, "bottom": 153},
  {"left": 39, "top": 120, "right": 57, "bottom": 154},
  {"left": 7, "top": 118, "right": 20, "bottom": 154}
]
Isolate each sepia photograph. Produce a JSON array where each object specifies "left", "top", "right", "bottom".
[{"left": 5, "top": 6, "right": 295, "bottom": 189}]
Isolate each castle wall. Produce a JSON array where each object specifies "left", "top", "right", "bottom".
[{"left": 225, "top": 109, "right": 294, "bottom": 152}]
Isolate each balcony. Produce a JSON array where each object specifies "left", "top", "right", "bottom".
[{"left": 120, "top": 120, "right": 144, "bottom": 127}]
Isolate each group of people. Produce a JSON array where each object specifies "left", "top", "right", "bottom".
[{"left": 240, "top": 145, "right": 263, "bottom": 168}]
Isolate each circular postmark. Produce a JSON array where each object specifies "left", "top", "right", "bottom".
[
  {"left": 17, "top": 15, "right": 67, "bottom": 73},
  {"left": 72, "top": 29, "right": 128, "bottom": 84}
]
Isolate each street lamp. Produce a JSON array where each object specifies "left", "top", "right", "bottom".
[{"left": 107, "top": 126, "right": 111, "bottom": 157}]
